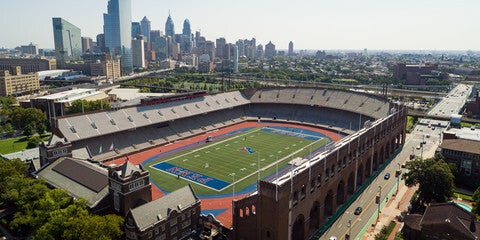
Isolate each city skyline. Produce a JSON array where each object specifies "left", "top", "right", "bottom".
[{"left": 1, "top": 0, "right": 479, "bottom": 51}]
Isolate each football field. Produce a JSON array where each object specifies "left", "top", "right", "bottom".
[{"left": 146, "top": 126, "right": 331, "bottom": 196}]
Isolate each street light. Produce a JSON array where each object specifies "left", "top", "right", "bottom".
[
  {"left": 396, "top": 163, "right": 401, "bottom": 195},
  {"left": 229, "top": 173, "right": 236, "bottom": 200},
  {"left": 346, "top": 219, "right": 352, "bottom": 240}
]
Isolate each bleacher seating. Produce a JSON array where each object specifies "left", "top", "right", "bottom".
[{"left": 54, "top": 89, "right": 389, "bottom": 160}]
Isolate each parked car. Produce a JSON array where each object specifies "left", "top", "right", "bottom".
[
  {"left": 384, "top": 172, "right": 391, "bottom": 180},
  {"left": 354, "top": 206, "right": 363, "bottom": 215}
]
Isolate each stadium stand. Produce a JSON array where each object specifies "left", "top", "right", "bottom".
[{"left": 45, "top": 88, "right": 389, "bottom": 162}]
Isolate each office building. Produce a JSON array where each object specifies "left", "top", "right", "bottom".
[
  {"left": 52, "top": 18, "right": 82, "bottom": 62},
  {"left": 103, "top": 0, "right": 133, "bottom": 75},
  {"left": 20, "top": 43, "right": 39, "bottom": 55},
  {"left": 140, "top": 16, "right": 151, "bottom": 43},
  {"left": 81, "top": 37, "right": 93, "bottom": 53},
  {"left": 288, "top": 41, "right": 294, "bottom": 56},
  {"left": 393, "top": 63, "right": 447, "bottom": 85},
  {"left": 216, "top": 38, "right": 227, "bottom": 60},
  {"left": 440, "top": 127, "right": 480, "bottom": 188},
  {"left": 180, "top": 19, "right": 192, "bottom": 53},
  {"left": 0, "top": 58, "right": 56, "bottom": 73},
  {"left": 132, "top": 36, "right": 145, "bottom": 68},
  {"left": 131, "top": 22, "right": 141, "bottom": 37},
  {"left": 264, "top": 41, "right": 276, "bottom": 58},
  {"left": 0, "top": 66, "right": 40, "bottom": 96},
  {"left": 165, "top": 13, "right": 175, "bottom": 38},
  {"left": 96, "top": 33, "right": 106, "bottom": 52}
]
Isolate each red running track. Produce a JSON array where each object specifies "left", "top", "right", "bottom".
[{"left": 105, "top": 121, "right": 343, "bottom": 228}]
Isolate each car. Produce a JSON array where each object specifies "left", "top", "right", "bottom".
[
  {"left": 329, "top": 237, "right": 337, "bottom": 240},
  {"left": 384, "top": 172, "right": 391, "bottom": 179},
  {"left": 354, "top": 207, "right": 363, "bottom": 215},
  {"left": 401, "top": 163, "right": 406, "bottom": 168},
  {"left": 426, "top": 134, "right": 430, "bottom": 138},
  {"left": 416, "top": 145, "right": 421, "bottom": 150},
  {"left": 432, "top": 127, "right": 435, "bottom": 130}
]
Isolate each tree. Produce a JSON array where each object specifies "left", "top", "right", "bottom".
[
  {"left": 472, "top": 187, "right": 480, "bottom": 216},
  {"left": 4, "top": 123, "right": 14, "bottom": 136},
  {"left": 402, "top": 155, "right": 454, "bottom": 204},
  {"left": 23, "top": 123, "right": 35, "bottom": 137},
  {"left": 27, "top": 135, "right": 42, "bottom": 148}
]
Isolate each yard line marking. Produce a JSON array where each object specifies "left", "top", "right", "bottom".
[
  {"left": 194, "top": 155, "right": 200, "bottom": 158},
  {"left": 155, "top": 128, "right": 262, "bottom": 163},
  {"left": 215, "top": 148, "right": 220, "bottom": 150}
]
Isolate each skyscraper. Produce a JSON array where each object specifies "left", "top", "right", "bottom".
[
  {"left": 216, "top": 38, "right": 226, "bottom": 60},
  {"left": 132, "top": 36, "right": 145, "bottom": 68},
  {"left": 96, "top": 33, "right": 106, "bottom": 52},
  {"left": 81, "top": 37, "right": 93, "bottom": 53},
  {"left": 140, "top": 16, "right": 151, "bottom": 42},
  {"left": 182, "top": 19, "right": 191, "bottom": 36},
  {"left": 165, "top": 13, "right": 175, "bottom": 38},
  {"left": 288, "top": 41, "right": 294, "bottom": 56},
  {"left": 103, "top": 0, "right": 133, "bottom": 75},
  {"left": 180, "top": 19, "right": 192, "bottom": 53},
  {"left": 52, "top": 17, "right": 82, "bottom": 63},
  {"left": 131, "top": 22, "right": 141, "bottom": 37},
  {"left": 265, "top": 41, "right": 276, "bottom": 58}
]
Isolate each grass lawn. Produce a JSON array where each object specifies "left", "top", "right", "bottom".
[
  {"left": 0, "top": 135, "right": 51, "bottom": 154},
  {"left": 146, "top": 127, "right": 331, "bottom": 196},
  {"left": 454, "top": 192, "right": 473, "bottom": 202}
]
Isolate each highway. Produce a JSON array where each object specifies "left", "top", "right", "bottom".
[{"left": 320, "top": 83, "right": 472, "bottom": 240}]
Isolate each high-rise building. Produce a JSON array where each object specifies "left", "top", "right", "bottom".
[
  {"left": 52, "top": 18, "right": 82, "bottom": 63},
  {"left": 81, "top": 37, "right": 93, "bottom": 53},
  {"left": 165, "top": 13, "right": 175, "bottom": 38},
  {"left": 216, "top": 38, "right": 226, "bottom": 60},
  {"left": 140, "top": 16, "right": 151, "bottom": 42},
  {"left": 265, "top": 41, "right": 276, "bottom": 58},
  {"left": 132, "top": 36, "right": 145, "bottom": 68},
  {"left": 288, "top": 41, "right": 294, "bottom": 56},
  {"left": 103, "top": 0, "right": 133, "bottom": 75},
  {"left": 131, "top": 22, "right": 141, "bottom": 37},
  {"left": 180, "top": 19, "right": 193, "bottom": 53},
  {"left": 20, "top": 43, "right": 38, "bottom": 55},
  {"left": 182, "top": 19, "right": 191, "bottom": 36},
  {"left": 96, "top": 33, "right": 106, "bottom": 52}
]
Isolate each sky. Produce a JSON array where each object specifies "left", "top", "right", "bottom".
[{"left": 1, "top": 0, "right": 479, "bottom": 51}]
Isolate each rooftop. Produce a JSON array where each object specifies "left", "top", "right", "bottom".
[
  {"left": 129, "top": 184, "right": 199, "bottom": 231},
  {"left": 440, "top": 138, "right": 480, "bottom": 155}
]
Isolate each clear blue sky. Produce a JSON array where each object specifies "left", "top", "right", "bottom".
[{"left": 1, "top": 0, "right": 479, "bottom": 51}]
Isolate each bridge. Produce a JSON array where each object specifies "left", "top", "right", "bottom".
[{"left": 408, "top": 109, "right": 480, "bottom": 124}]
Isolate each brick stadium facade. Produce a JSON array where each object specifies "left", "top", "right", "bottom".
[{"left": 232, "top": 104, "right": 407, "bottom": 240}]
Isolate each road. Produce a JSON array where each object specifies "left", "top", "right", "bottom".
[{"left": 320, "top": 83, "right": 472, "bottom": 240}]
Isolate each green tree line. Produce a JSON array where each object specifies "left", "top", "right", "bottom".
[{"left": 0, "top": 159, "right": 124, "bottom": 239}]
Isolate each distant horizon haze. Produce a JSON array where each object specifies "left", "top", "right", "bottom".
[{"left": 1, "top": 0, "right": 479, "bottom": 51}]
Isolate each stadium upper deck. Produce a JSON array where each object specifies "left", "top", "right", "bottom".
[{"left": 54, "top": 88, "right": 389, "bottom": 143}]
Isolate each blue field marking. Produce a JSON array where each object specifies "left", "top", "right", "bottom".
[
  {"left": 261, "top": 126, "right": 327, "bottom": 141},
  {"left": 152, "top": 162, "right": 230, "bottom": 191}
]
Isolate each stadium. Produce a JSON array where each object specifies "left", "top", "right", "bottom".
[{"left": 41, "top": 87, "right": 406, "bottom": 240}]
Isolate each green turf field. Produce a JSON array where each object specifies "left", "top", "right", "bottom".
[{"left": 146, "top": 127, "right": 331, "bottom": 196}]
